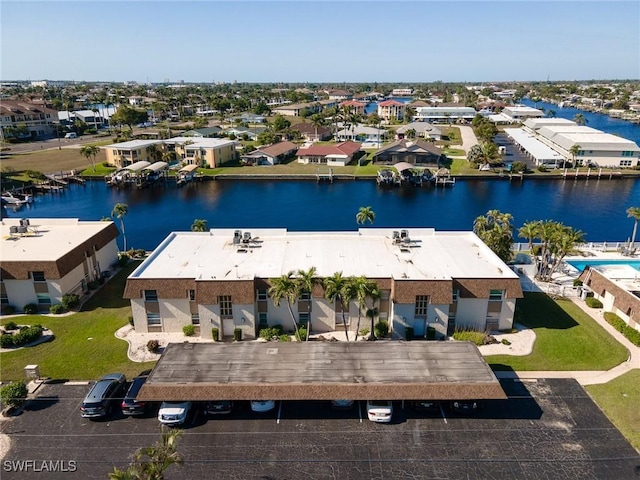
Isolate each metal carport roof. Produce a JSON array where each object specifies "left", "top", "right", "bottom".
[{"left": 137, "top": 341, "right": 506, "bottom": 402}]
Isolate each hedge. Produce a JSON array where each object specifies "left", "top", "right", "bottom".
[
  {"left": 1, "top": 325, "right": 43, "bottom": 348},
  {"left": 603, "top": 312, "right": 640, "bottom": 346},
  {"left": 0, "top": 381, "right": 28, "bottom": 409},
  {"left": 585, "top": 297, "right": 603, "bottom": 308},
  {"left": 211, "top": 328, "right": 219, "bottom": 342},
  {"left": 452, "top": 328, "right": 487, "bottom": 346},
  {"left": 374, "top": 320, "right": 389, "bottom": 339}
]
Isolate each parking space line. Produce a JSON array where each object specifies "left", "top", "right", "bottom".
[
  {"left": 276, "top": 400, "right": 282, "bottom": 424},
  {"left": 439, "top": 403, "right": 447, "bottom": 424},
  {"left": 358, "top": 401, "right": 362, "bottom": 423}
]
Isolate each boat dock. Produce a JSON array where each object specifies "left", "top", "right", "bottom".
[{"left": 316, "top": 168, "right": 334, "bottom": 183}]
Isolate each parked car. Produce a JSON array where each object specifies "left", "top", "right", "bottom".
[
  {"left": 205, "top": 400, "right": 233, "bottom": 415},
  {"left": 366, "top": 400, "right": 393, "bottom": 423},
  {"left": 121, "top": 375, "right": 150, "bottom": 416},
  {"left": 64, "top": 132, "right": 77, "bottom": 139},
  {"left": 80, "top": 373, "right": 127, "bottom": 419},
  {"left": 158, "top": 401, "right": 193, "bottom": 426},
  {"left": 250, "top": 400, "right": 276, "bottom": 413},
  {"left": 330, "top": 400, "right": 355, "bottom": 409},
  {"left": 411, "top": 400, "right": 440, "bottom": 412},
  {"left": 451, "top": 400, "right": 480, "bottom": 414}
]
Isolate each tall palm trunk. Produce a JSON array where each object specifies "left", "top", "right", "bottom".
[
  {"left": 631, "top": 220, "right": 638, "bottom": 249},
  {"left": 341, "top": 301, "right": 349, "bottom": 342}
]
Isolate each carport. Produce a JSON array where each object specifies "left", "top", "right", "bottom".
[{"left": 137, "top": 342, "right": 506, "bottom": 401}]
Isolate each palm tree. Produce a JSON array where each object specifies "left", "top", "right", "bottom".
[
  {"left": 310, "top": 114, "right": 325, "bottom": 142},
  {"left": 268, "top": 272, "right": 301, "bottom": 340},
  {"left": 111, "top": 203, "right": 129, "bottom": 253},
  {"left": 79, "top": 145, "right": 100, "bottom": 172},
  {"left": 569, "top": 144, "right": 581, "bottom": 168},
  {"left": 296, "top": 267, "right": 318, "bottom": 341},
  {"left": 626, "top": 207, "right": 640, "bottom": 249},
  {"left": 518, "top": 221, "right": 540, "bottom": 255},
  {"left": 109, "top": 426, "right": 183, "bottom": 480},
  {"left": 351, "top": 276, "right": 380, "bottom": 341},
  {"left": 573, "top": 113, "right": 588, "bottom": 126},
  {"left": 355, "top": 206, "right": 375, "bottom": 226},
  {"left": 191, "top": 219, "right": 207, "bottom": 232},
  {"left": 146, "top": 144, "right": 164, "bottom": 163},
  {"left": 323, "top": 272, "right": 352, "bottom": 341}
]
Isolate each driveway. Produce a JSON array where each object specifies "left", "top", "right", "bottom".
[{"left": 1, "top": 379, "right": 638, "bottom": 479}]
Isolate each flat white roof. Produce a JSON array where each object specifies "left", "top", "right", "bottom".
[
  {"left": 523, "top": 118, "right": 576, "bottom": 130},
  {"left": 504, "top": 128, "right": 565, "bottom": 162},
  {"left": 130, "top": 228, "right": 518, "bottom": 281},
  {"left": 503, "top": 106, "right": 544, "bottom": 114},
  {"left": 166, "top": 137, "right": 236, "bottom": 149},
  {"left": 1, "top": 218, "right": 115, "bottom": 262},
  {"left": 104, "top": 139, "right": 161, "bottom": 150}
]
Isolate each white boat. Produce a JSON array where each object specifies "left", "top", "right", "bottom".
[{"left": 1, "top": 192, "right": 29, "bottom": 205}]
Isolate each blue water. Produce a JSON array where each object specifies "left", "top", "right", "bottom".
[
  {"left": 567, "top": 259, "right": 640, "bottom": 272},
  {"left": 521, "top": 99, "right": 640, "bottom": 145},
  {"left": 5, "top": 177, "right": 640, "bottom": 251}
]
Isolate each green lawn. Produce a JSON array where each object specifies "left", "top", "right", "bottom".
[
  {"left": 487, "top": 293, "right": 629, "bottom": 371},
  {"left": 0, "top": 261, "right": 155, "bottom": 382},
  {"left": 586, "top": 369, "right": 640, "bottom": 451}
]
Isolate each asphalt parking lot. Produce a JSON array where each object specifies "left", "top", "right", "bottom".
[{"left": 1, "top": 378, "right": 639, "bottom": 479}]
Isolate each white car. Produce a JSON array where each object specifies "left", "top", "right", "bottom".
[
  {"left": 366, "top": 400, "right": 393, "bottom": 423},
  {"left": 158, "top": 401, "right": 192, "bottom": 426},
  {"left": 250, "top": 400, "right": 276, "bottom": 413}
]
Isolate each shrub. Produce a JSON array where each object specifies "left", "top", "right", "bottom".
[
  {"left": 233, "top": 327, "right": 242, "bottom": 341},
  {"left": 511, "top": 161, "right": 527, "bottom": 173},
  {"left": 405, "top": 326, "right": 414, "bottom": 341},
  {"left": 4, "top": 321, "right": 18, "bottom": 331},
  {"left": 536, "top": 165, "right": 548, "bottom": 173},
  {"left": 87, "top": 280, "right": 99, "bottom": 290},
  {"left": 8, "top": 325, "right": 43, "bottom": 347},
  {"left": 278, "top": 334, "right": 292, "bottom": 342},
  {"left": 1, "top": 305, "right": 15, "bottom": 315},
  {"left": 211, "top": 328, "right": 219, "bottom": 342},
  {"left": 452, "top": 328, "right": 488, "bottom": 346},
  {"left": 573, "top": 279, "right": 583, "bottom": 287},
  {"left": 604, "top": 312, "right": 640, "bottom": 346},
  {"left": 61, "top": 293, "right": 80, "bottom": 310},
  {"left": 183, "top": 324, "right": 196, "bottom": 337},
  {"left": 426, "top": 326, "right": 436, "bottom": 340},
  {"left": 295, "top": 327, "right": 307, "bottom": 342},
  {"left": 359, "top": 328, "right": 370, "bottom": 337},
  {"left": 259, "top": 325, "right": 283, "bottom": 341},
  {"left": 0, "top": 381, "right": 28, "bottom": 409},
  {"left": 501, "top": 338, "right": 512, "bottom": 345},
  {"left": 1, "top": 334, "right": 14, "bottom": 348},
  {"left": 374, "top": 320, "right": 389, "bottom": 339},
  {"left": 147, "top": 339, "right": 160, "bottom": 353},
  {"left": 585, "top": 297, "right": 603, "bottom": 308},
  {"left": 49, "top": 304, "right": 65, "bottom": 314},
  {"left": 23, "top": 304, "right": 38, "bottom": 314}
]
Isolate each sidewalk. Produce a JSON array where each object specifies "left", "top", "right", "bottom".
[{"left": 498, "top": 273, "right": 640, "bottom": 386}]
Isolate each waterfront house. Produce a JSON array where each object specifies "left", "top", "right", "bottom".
[
  {"left": 296, "top": 141, "right": 362, "bottom": 166},
  {"left": 500, "top": 105, "right": 544, "bottom": 122},
  {"left": 413, "top": 106, "right": 476, "bottom": 124},
  {"left": 182, "top": 126, "right": 222, "bottom": 138},
  {"left": 105, "top": 139, "right": 163, "bottom": 168},
  {"left": 372, "top": 139, "right": 443, "bottom": 166},
  {"left": 377, "top": 100, "right": 406, "bottom": 122},
  {"left": 223, "top": 126, "right": 266, "bottom": 141},
  {"left": 241, "top": 141, "right": 298, "bottom": 166},
  {"left": 395, "top": 122, "right": 443, "bottom": 141},
  {"left": 166, "top": 137, "right": 238, "bottom": 168},
  {"left": 1, "top": 218, "right": 119, "bottom": 312},
  {"left": 272, "top": 99, "right": 337, "bottom": 117},
  {"left": 124, "top": 228, "right": 522, "bottom": 340},
  {"left": 0, "top": 100, "right": 57, "bottom": 139},
  {"left": 339, "top": 100, "right": 366, "bottom": 116},
  {"left": 326, "top": 89, "right": 353, "bottom": 101},
  {"left": 334, "top": 124, "right": 387, "bottom": 143},
  {"left": 292, "top": 122, "right": 332, "bottom": 142}
]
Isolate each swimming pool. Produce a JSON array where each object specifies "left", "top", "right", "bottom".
[{"left": 567, "top": 259, "right": 640, "bottom": 272}]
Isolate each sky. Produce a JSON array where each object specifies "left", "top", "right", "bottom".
[{"left": 1, "top": 1, "right": 639, "bottom": 83}]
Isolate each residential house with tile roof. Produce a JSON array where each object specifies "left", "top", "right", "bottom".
[
  {"left": 372, "top": 139, "right": 443, "bottom": 166},
  {"left": 241, "top": 141, "right": 298, "bottom": 166},
  {"left": 0, "top": 100, "right": 57, "bottom": 139},
  {"left": 296, "top": 141, "right": 362, "bottom": 166},
  {"left": 291, "top": 122, "right": 332, "bottom": 142},
  {"left": 377, "top": 100, "right": 406, "bottom": 122}
]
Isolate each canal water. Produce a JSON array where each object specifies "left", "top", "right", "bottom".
[{"left": 4, "top": 178, "right": 640, "bottom": 251}]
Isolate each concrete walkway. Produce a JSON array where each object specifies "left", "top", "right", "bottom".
[
  {"left": 453, "top": 125, "right": 478, "bottom": 154},
  {"left": 496, "top": 294, "right": 640, "bottom": 386}
]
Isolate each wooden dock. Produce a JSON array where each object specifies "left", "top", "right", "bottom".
[{"left": 316, "top": 168, "right": 334, "bottom": 183}]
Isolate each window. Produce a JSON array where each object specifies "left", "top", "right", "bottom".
[
  {"left": 257, "top": 289, "right": 267, "bottom": 301},
  {"left": 299, "top": 312, "right": 310, "bottom": 324},
  {"left": 146, "top": 312, "right": 161, "bottom": 325},
  {"left": 415, "top": 295, "right": 429, "bottom": 317},
  {"left": 489, "top": 290, "right": 504, "bottom": 301},
  {"left": 299, "top": 291, "right": 310, "bottom": 300},
  {"left": 258, "top": 313, "right": 268, "bottom": 326},
  {"left": 452, "top": 289, "right": 460, "bottom": 302},
  {"left": 31, "top": 271, "right": 46, "bottom": 282},
  {"left": 621, "top": 160, "right": 632, "bottom": 167},
  {"left": 144, "top": 290, "right": 158, "bottom": 302},
  {"left": 191, "top": 313, "right": 200, "bottom": 325},
  {"left": 188, "top": 289, "right": 196, "bottom": 301},
  {"left": 218, "top": 295, "right": 233, "bottom": 318},
  {"left": 37, "top": 293, "right": 51, "bottom": 305}
]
